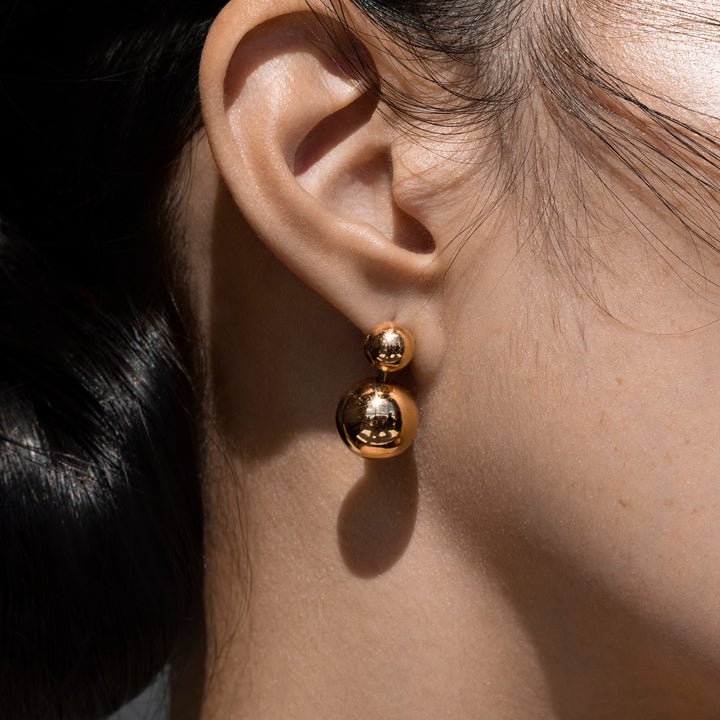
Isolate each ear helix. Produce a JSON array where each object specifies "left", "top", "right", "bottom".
[{"left": 336, "top": 322, "right": 418, "bottom": 459}]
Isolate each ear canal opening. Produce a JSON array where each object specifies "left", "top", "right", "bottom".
[
  {"left": 293, "top": 89, "right": 378, "bottom": 175},
  {"left": 393, "top": 208, "right": 435, "bottom": 254}
]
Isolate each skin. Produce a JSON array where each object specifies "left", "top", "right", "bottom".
[{"left": 173, "top": 0, "right": 720, "bottom": 717}]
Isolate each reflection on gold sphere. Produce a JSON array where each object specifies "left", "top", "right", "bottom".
[
  {"left": 363, "top": 322, "right": 414, "bottom": 373},
  {"left": 336, "top": 380, "right": 418, "bottom": 458}
]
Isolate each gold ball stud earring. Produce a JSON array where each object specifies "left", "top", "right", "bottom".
[{"left": 336, "top": 322, "right": 418, "bottom": 459}]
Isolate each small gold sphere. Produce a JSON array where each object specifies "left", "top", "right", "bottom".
[
  {"left": 336, "top": 380, "right": 418, "bottom": 459},
  {"left": 363, "top": 322, "right": 415, "bottom": 373}
]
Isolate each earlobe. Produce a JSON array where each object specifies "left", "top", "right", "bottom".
[{"left": 199, "top": 0, "right": 440, "bottom": 332}]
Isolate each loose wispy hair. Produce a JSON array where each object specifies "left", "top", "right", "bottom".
[{"left": 339, "top": 0, "right": 720, "bottom": 307}]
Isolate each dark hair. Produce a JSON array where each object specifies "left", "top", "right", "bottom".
[
  {"left": 0, "top": 2, "right": 222, "bottom": 717},
  {"left": 1, "top": 0, "right": 718, "bottom": 718}
]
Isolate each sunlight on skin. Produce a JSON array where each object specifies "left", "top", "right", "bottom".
[
  {"left": 182, "top": 2, "right": 720, "bottom": 718},
  {"left": 586, "top": 0, "right": 720, "bottom": 127}
]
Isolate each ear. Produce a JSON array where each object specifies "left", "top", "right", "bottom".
[{"left": 199, "top": 0, "right": 441, "bottom": 336}]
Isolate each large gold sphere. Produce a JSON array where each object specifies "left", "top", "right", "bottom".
[
  {"left": 363, "top": 322, "right": 415, "bottom": 373},
  {"left": 336, "top": 380, "right": 418, "bottom": 458}
]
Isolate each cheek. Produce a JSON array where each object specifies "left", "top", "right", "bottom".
[
  {"left": 426, "top": 239, "right": 720, "bottom": 665},
  {"left": 591, "top": 1, "right": 720, "bottom": 131}
]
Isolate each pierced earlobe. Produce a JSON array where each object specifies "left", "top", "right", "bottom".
[{"left": 336, "top": 322, "right": 418, "bottom": 459}]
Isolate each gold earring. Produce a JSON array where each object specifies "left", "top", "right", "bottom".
[{"left": 336, "top": 322, "right": 418, "bottom": 459}]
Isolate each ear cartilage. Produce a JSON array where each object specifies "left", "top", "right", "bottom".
[{"left": 336, "top": 322, "right": 418, "bottom": 459}]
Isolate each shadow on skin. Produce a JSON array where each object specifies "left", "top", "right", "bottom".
[{"left": 337, "top": 451, "right": 418, "bottom": 577}]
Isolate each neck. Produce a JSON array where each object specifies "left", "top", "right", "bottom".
[
  {"left": 178, "top": 435, "right": 551, "bottom": 720},
  {"left": 173, "top": 430, "right": 720, "bottom": 719}
]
